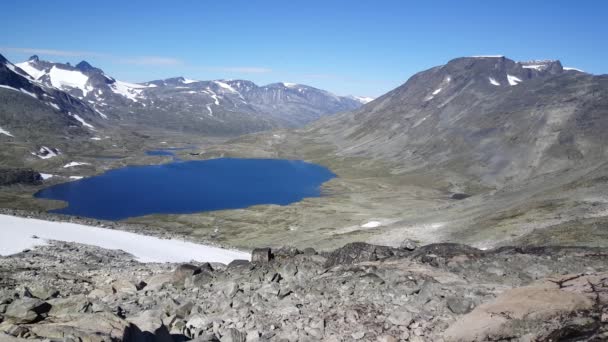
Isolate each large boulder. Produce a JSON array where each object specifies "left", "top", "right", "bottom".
[
  {"left": 126, "top": 310, "right": 173, "bottom": 342},
  {"left": 28, "top": 312, "right": 130, "bottom": 341},
  {"left": 443, "top": 274, "right": 605, "bottom": 341},
  {"left": 325, "top": 242, "right": 395, "bottom": 267},
  {"left": 4, "top": 298, "right": 51, "bottom": 324},
  {"left": 251, "top": 248, "right": 272, "bottom": 264}
]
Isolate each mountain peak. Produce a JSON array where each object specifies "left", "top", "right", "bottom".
[
  {"left": 28, "top": 55, "right": 39, "bottom": 62},
  {"left": 75, "top": 60, "right": 100, "bottom": 73}
]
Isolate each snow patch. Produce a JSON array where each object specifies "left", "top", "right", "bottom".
[
  {"left": 432, "top": 88, "right": 442, "bottom": 95},
  {"left": 564, "top": 67, "right": 584, "bottom": 72},
  {"left": 352, "top": 96, "right": 374, "bottom": 104},
  {"left": 522, "top": 64, "right": 545, "bottom": 71},
  {"left": 70, "top": 113, "right": 95, "bottom": 129},
  {"left": 213, "top": 81, "right": 238, "bottom": 93},
  {"left": 0, "top": 214, "right": 250, "bottom": 263},
  {"left": 47, "top": 102, "right": 61, "bottom": 111},
  {"left": 39, "top": 173, "right": 54, "bottom": 180},
  {"left": 33, "top": 146, "right": 60, "bottom": 159},
  {"left": 110, "top": 80, "right": 145, "bottom": 102},
  {"left": 489, "top": 77, "right": 501, "bottom": 86},
  {"left": 90, "top": 137, "right": 102, "bottom": 141},
  {"left": 15, "top": 61, "right": 46, "bottom": 80},
  {"left": 48, "top": 66, "right": 91, "bottom": 96},
  {"left": 507, "top": 74, "right": 522, "bottom": 86},
  {"left": 0, "top": 126, "right": 13, "bottom": 137},
  {"left": 63, "top": 162, "right": 90, "bottom": 168},
  {"left": 182, "top": 78, "right": 199, "bottom": 84},
  {"left": 0, "top": 85, "right": 38, "bottom": 99},
  {"left": 69, "top": 176, "right": 83, "bottom": 180},
  {"left": 19, "top": 88, "right": 37, "bottom": 98},
  {"left": 361, "top": 221, "right": 382, "bottom": 228}
]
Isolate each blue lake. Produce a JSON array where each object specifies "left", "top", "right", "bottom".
[{"left": 35, "top": 158, "right": 336, "bottom": 221}]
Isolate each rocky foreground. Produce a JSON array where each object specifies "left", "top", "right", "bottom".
[{"left": 0, "top": 241, "right": 607, "bottom": 341}]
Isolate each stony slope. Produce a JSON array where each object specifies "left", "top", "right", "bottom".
[{"left": 0, "top": 240, "right": 607, "bottom": 341}]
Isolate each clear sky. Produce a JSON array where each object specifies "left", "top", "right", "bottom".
[{"left": 1, "top": 0, "right": 606, "bottom": 97}]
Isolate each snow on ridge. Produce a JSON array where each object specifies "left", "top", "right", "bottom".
[
  {"left": 521, "top": 64, "right": 547, "bottom": 71},
  {"left": 182, "top": 78, "right": 199, "bottom": 84},
  {"left": 351, "top": 96, "right": 374, "bottom": 104},
  {"left": 489, "top": 77, "right": 501, "bottom": 86},
  {"left": 48, "top": 66, "right": 92, "bottom": 96},
  {"left": 507, "top": 74, "right": 522, "bottom": 86},
  {"left": 111, "top": 80, "right": 144, "bottom": 102},
  {"left": 282, "top": 82, "right": 298, "bottom": 88},
  {"left": 0, "top": 214, "right": 251, "bottom": 263},
  {"left": 15, "top": 61, "right": 46, "bottom": 80},
  {"left": 63, "top": 161, "right": 90, "bottom": 168},
  {"left": 564, "top": 67, "right": 585, "bottom": 72},
  {"left": 432, "top": 88, "right": 442, "bottom": 95},
  {"left": 0, "top": 126, "right": 13, "bottom": 137},
  {"left": 213, "top": 80, "right": 239, "bottom": 93},
  {"left": 0, "top": 85, "right": 35, "bottom": 98}
]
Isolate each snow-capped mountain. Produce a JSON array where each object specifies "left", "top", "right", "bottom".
[
  {"left": 0, "top": 54, "right": 105, "bottom": 141},
  {"left": 12, "top": 56, "right": 363, "bottom": 134}
]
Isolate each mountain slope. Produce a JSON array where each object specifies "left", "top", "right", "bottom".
[{"left": 308, "top": 56, "right": 606, "bottom": 186}]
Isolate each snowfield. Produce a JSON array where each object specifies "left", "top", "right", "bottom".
[
  {"left": 0, "top": 215, "right": 250, "bottom": 264},
  {"left": 49, "top": 66, "right": 92, "bottom": 96}
]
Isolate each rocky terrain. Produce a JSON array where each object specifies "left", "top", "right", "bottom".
[{"left": 1, "top": 240, "right": 607, "bottom": 341}]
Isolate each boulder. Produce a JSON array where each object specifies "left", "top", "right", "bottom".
[
  {"left": 47, "top": 294, "right": 92, "bottom": 319},
  {"left": 446, "top": 296, "right": 474, "bottom": 314},
  {"left": 4, "top": 298, "right": 51, "bottom": 324},
  {"left": 221, "top": 328, "right": 246, "bottom": 342},
  {"left": 251, "top": 248, "right": 272, "bottom": 263},
  {"left": 400, "top": 239, "right": 419, "bottom": 251},
  {"left": 126, "top": 309, "right": 173, "bottom": 342},
  {"left": 325, "top": 242, "right": 395, "bottom": 267},
  {"left": 111, "top": 279, "right": 138, "bottom": 295},
  {"left": 444, "top": 282, "right": 596, "bottom": 341},
  {"left": 29, "top": 312, "right": 129, "bottom": 341},
  {"left": 23, "top": 284, "right": 59, "bottom": 300}
]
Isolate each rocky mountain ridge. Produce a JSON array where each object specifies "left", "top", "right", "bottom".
[{"left": 10, "top": 55, "right": 365, "bottom": 134}]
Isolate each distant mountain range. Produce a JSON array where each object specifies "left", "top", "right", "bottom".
[{"left": 0, "top": 54, "right": 369, "bottom": 137}]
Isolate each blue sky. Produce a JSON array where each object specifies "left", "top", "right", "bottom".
[{"left": 1, "top": 0, "right": 606, "bottom": 97}]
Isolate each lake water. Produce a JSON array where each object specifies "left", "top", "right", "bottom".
[{"left": 35, "top": 158, "right": 335, "bottom": 221}]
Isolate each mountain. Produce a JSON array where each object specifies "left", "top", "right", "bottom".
[
  {"left": 14, "top": 56, "right": 363, "bottom": 135},
  {"left": 308, "top": 56, "right": 605, "bottom": 186},
  {"left": 0, "top": 54, "right": 105, "bottom": 141}
]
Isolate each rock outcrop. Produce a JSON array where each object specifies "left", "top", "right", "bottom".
[{"left": 1, "top": 241, "right": 607, "bottom": 341}]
